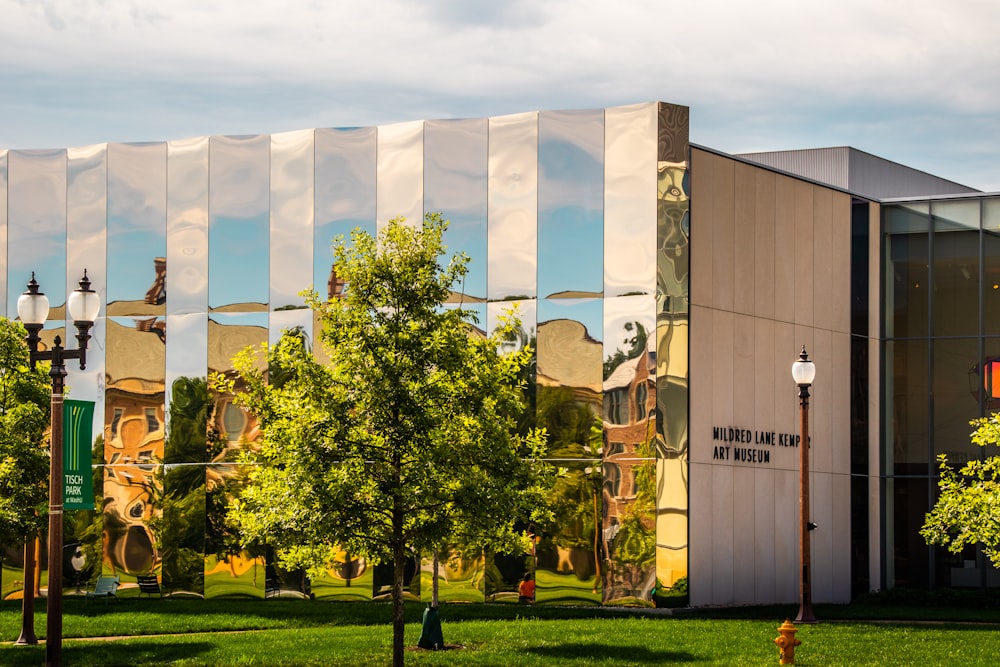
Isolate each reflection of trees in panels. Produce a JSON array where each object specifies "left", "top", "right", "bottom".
[
  {"left": 488, "top": 299, "right": 537, "bottom": 434},
  {"left": 104, "top": 317, "right": 166, "bottom": 577},
  {"left": 270, "top": 130, "right": 314, "bottom": 311},
  {"left": 314, "top": 127, "right": 376, "bottom": 303},
  {"left": 209, "top": 136, "right": 269, "bottom": 312},
  {"left": 535, "top": 458, "right": 602, "bottom": 606},
  {"left": 107, "top": 143, "right": 166, "bottom": 315},
  {"left": 602, "top": 295, "right": 656, "bottom": 602},
  {"left": 6, "top": 149, "right": 66, "bottom": 318},
  {"left": 657, "top": 161, "right": 690, "bottom": 315},
  {"left": 538, "top": 110, "right": 604, "bottom": 299},
  {"left": 420, "top": 550, "right": 486, "bottom": 604},
  {"left": 425, "top": 118, "right": 488, "bottom": 302},
  {"left": 205, "top": 313, "right": 266, "bottom": 598},
  {"left": 655, "top": 312, "right": 689, "bottom": 592}
]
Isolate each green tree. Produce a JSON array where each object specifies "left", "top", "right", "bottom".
[
  {"left": 0, "top": 318, "right": 51, "bottom": 641},
  {"left": 922, "top": 414, "right": 1000, "bottom": 565},
  {"left": 215, "top": 215, "right": 549, "bottom": 667}
]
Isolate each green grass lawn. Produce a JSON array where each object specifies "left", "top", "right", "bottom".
[{"left": 3, "top": 597, "right": 1000, "bottom": 666}]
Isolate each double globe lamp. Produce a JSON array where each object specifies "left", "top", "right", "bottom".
[{"left": 16, "top": 271, "right": 99, "bottom": 667}]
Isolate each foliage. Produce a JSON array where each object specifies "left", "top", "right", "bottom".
[
  {"left": 215, "top": 214, "right": 550, "bottom": 666},
  {"left": 0, "top": 318, "right": 51, "bottom": 547},
  {"left": 921, "top": 413, "right": 1000, "bottom": 566}
]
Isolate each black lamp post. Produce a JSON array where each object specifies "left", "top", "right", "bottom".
[
  {"left": 791, "top": 345, "right": 817, "bottom": 624},
  {"left": 17, "top": 271, "right": 100, "bottom": 667}
]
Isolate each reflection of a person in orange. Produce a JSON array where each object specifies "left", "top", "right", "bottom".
[{"left": 518, "top": 572, "right": 535, "bottom": 604}]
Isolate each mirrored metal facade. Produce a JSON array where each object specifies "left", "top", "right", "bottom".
[{"left": 0, "top": 102, "right": 690, "bottom": 606}]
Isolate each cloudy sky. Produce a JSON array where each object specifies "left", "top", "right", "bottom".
[{"left": 3, "top": 0, "right": 999, "bottom": 190}]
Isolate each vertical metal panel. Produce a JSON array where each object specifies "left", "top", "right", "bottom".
[
  {"left": 270, "top": 129, "right": 314, "bottom": 312},
  {"left": 314, "top": 127, "right": 377, "bottom": 301},
  {"left": 605, "top": 103, "right": 656, "bottom": 298},
  {"left": 424, "top": 118, "right": 488, "bottom": 302},
  {"left": 209, "top": 135, "right": 270, "bottom": 312},
  {"left": 538, "top": 109, "right": 604, "bottom": 299},
  {"left": 376, "top": 121, "right": 424, "bottom": 231},
  {"left": 7, "top": 149, "right": 67, "bottom": 320},
  {"left": 487, "top": 111, "right": 537, "bottom": 302}
]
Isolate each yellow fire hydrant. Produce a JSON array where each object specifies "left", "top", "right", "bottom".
[{"left": 774, "top": 619, "right": 801, "bottom": 665}]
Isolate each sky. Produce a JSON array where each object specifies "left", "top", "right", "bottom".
[{"left": 3, "top": 0, "right": 1000, "bottom": 191}]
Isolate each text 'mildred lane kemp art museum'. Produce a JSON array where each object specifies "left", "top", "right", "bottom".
[{"left": 1, "top": 101, "right": 998, "bottom": 607}]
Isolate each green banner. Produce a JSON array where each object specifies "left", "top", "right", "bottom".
[{"left": 63, "top": 399, "right": 95, "bottom": 510}]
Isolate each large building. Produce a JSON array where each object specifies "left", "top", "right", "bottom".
[{"left": 0, "top": 101, "right": 995, "bottom": 605}]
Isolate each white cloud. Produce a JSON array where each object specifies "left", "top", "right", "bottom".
[{"left": 2, "top": 0, "right": 1000, "bottom": 188}]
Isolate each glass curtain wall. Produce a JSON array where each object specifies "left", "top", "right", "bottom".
[{"left": 883, "top": 197, "right": 1000, "bottom": 589}]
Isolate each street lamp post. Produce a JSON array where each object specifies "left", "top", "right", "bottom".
[
  {"left": 17, "top": 271, "right": 100, "bottom": 667},
  {"left": 791, "top": 345, "right": 817, "bottom": 624}
]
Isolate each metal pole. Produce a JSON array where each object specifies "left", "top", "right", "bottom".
[
  {"left": 795, "top": 382, "right": 816, "bottom": 624},
  {"left": 46, "top": 347, "right": 67, "bottom": 667}
]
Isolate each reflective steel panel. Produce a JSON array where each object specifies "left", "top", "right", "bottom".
[
  {"left": 602, "top": 295, "right": 656, "bottom": 602},
  {"left": 269, "top": 308, "right": 312, "bottom": 347},
  {"left": 0, "top": 151, "right": 7, "bottom": 315},
  {"left": 104, "top": 316, "right": 166, "bottom": 576},
  {"left": 425, "top": 119, "right": 488, "bottom": 302},
  {"left": 538, "top": 110, "right": 604, "bottom": 299},
  {"left": 376, "top": 121, "right": 424, "bottom": 231},
  {"left": 488, "top": 112, "right": 538, "bottom": 301},
  {"left": 655, "top": 104, "right": 689, "bottom": 597},
  {"left": 67, "top": 144, "right": 108, "bottom": 409},
  {"left": 209, "top": 135, "right": 269, "bottom": 312},
  {"left": 420, "top": 551, "right": 485, "bottom": 604},
  {"left": 314, "top": 127, "right": 376, "bottom": 301},
  {"left": 535, "top": 298, "right": 603, "bottom": 604},
  {"left": 205, "top": 312, "right": 266, "bottom": 598},
  {"left": 7, "top": 149, "right": 67, "bottom": 319},
  {"left": 167, "top": 137, "right": 209, "bottom": 317},
  {"left": 605, "top": 103, "right": 657, "bottom": 298},
  {"left": 107, "top": 143, "right": 167, "bottom": 317},
  {"left": 270, "top": 129, "right": 314, "bottom": 310}
]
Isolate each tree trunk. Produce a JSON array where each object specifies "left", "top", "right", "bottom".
[
  {"left": 432, "top": 549, "right": 439, "bottom": 608},
  {"left": 592, "top": 489, "right": 602, "bottom": 596},
  {"left": 16, "top": 535, "right": 37, "bottom": 645},
  {"left": 392, "top": 515, "right": 406, "bottom": 667}
]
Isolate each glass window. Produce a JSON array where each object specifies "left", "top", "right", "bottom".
[
  {"left": 933, "top": 338, "right": 982, "bottom": 464},
  {"left": 983, "top": 199, "right": 1000, "bottom": 334},
  {"left": 931, "top": 200, "right": 980, "bottom": 337},
  {"left": 885, "top": 339, "right": 929, "bottom": 475},
  {"left": 884, "top": 204, "right": 929, "bottom": 339}
]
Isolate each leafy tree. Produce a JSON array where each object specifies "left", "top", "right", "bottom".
[
  {"left": 215, "top": 214, "right": 549, "bottom": 667},
  {"left": 0, "top": 317, "right": 51, "bottom": 641},
  {"left": 922, "top": 414, "right": 1000, "bottom": 565}
]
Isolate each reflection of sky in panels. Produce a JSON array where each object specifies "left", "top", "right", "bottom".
[
  {"left": 603, "top": 295, "right": 655, "bottom": 362},
  {"left": 165, "top": 312, "right": 207, "bottom": 425},
  {"left": 209, "top": 136, "right": 269, "bottom": 310},
  {"left": 167, "top": 137, "right": 209, "bottom": 316},
  {"left": 7, "top": 149, "right": 67, "bottom": 317},
  {"left": 107, "top": 143, "right": 166, "bottom": 308},
  {"left": 0, "top": 152, "right": 7, "bottom": 315},
  {"left": 270, "top": 129, "right": 314, "bottom": 309},
  {"left": 425, "top": 119, "right": 488, "bottom": 301},
  {"left": 488, "top": 112, "right": 537, "bottom": 301},
  {"left": 605, "top": 103, "right": 657, "bottom": 298},
  {"left": 314, "top": 128, "right": 376, "bottom": 296},
  {"left": 269, "top": 308, "right": 312, "bottom": 346},
  {"left": 537, "top": 298, "right": 603, "bottom": 345},
  {"left": 538, "top": 110, "right": 604, "bottom": 298},
  {"left": 67, "top": 144, "right": 108, "bottom": 409},
  {"left": 376, "top": 121, "right": 423, "bottom": 232}
]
